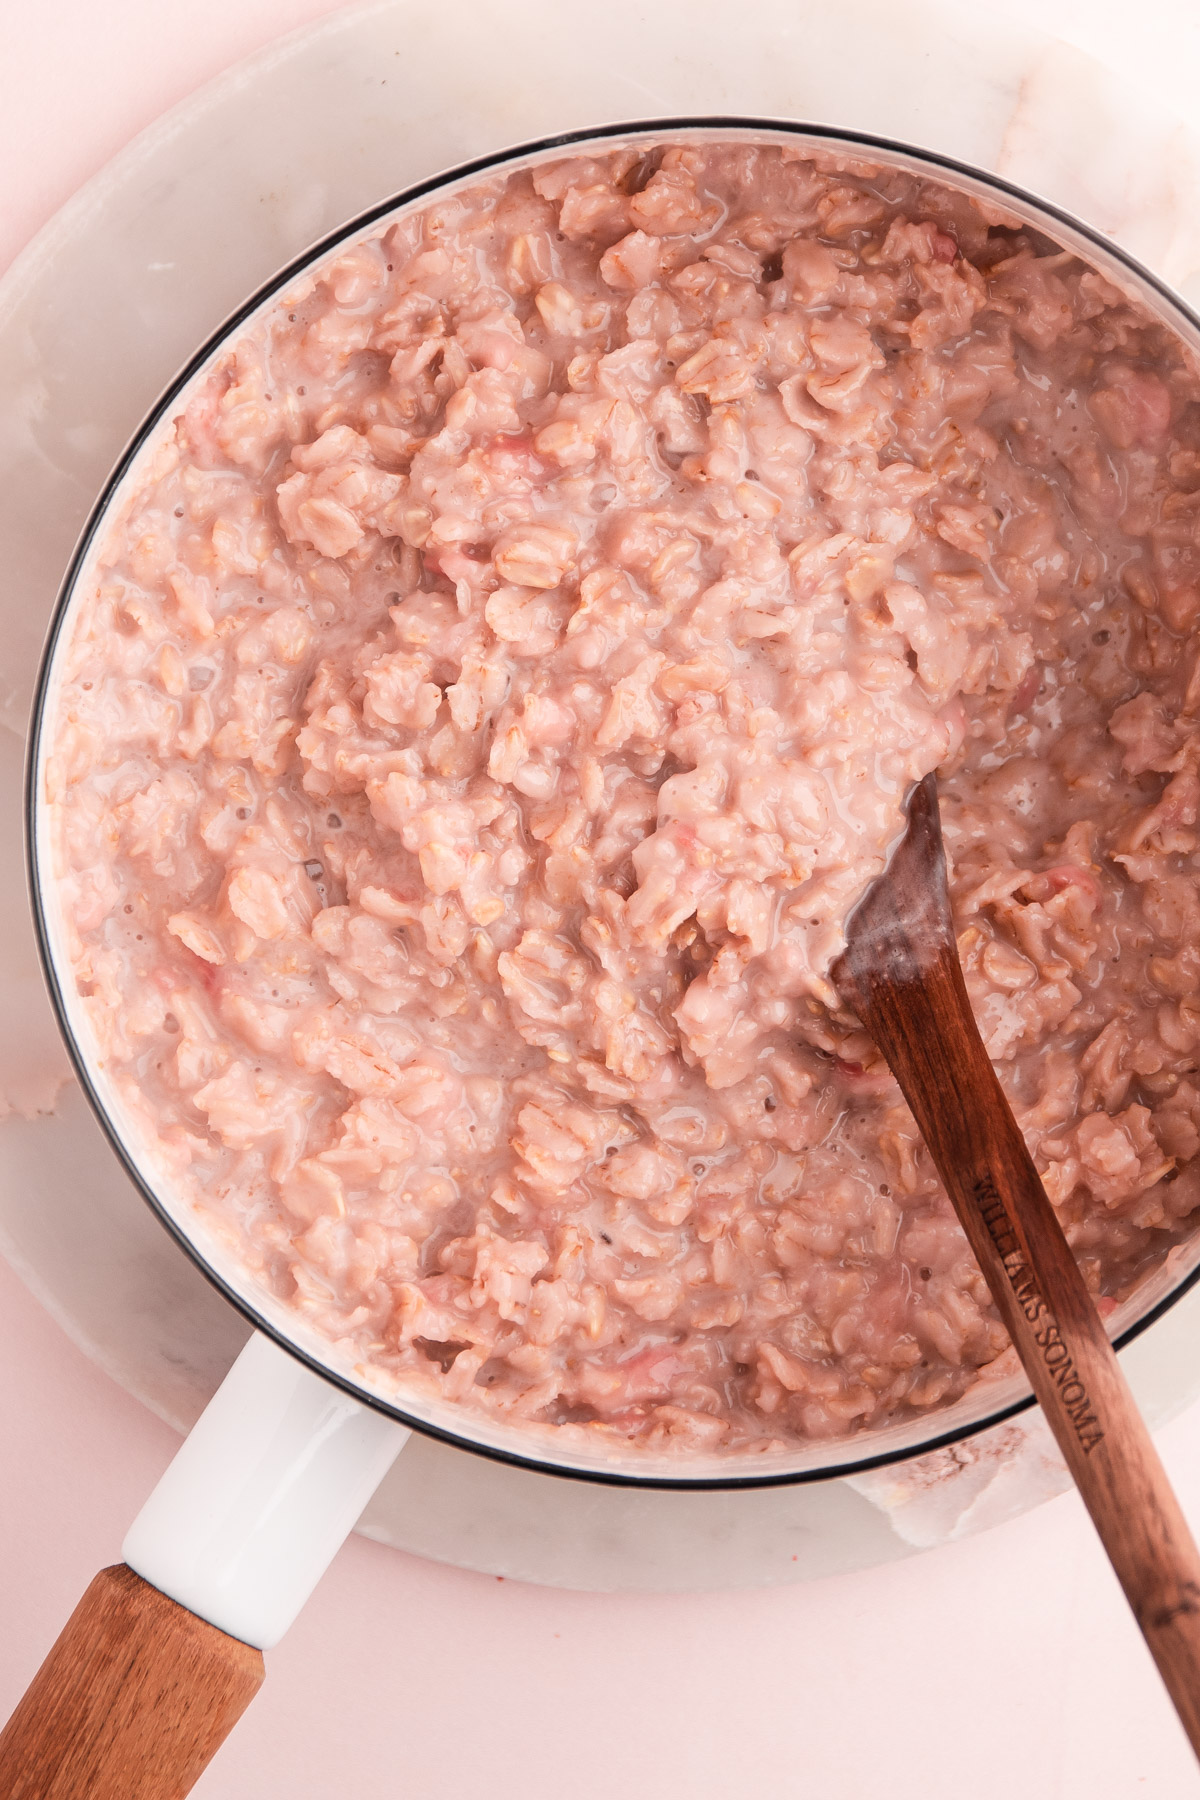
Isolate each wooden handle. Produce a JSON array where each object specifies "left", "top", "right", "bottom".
[
  {"left": 0, "top": 1564, "right": 264, "bottom": 1799},
  {"left": 836, "top": 776, "right": 1200, "bottom": 1756}
]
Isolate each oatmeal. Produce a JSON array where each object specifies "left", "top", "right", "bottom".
[{"left": 45, "top": 140, "right": 1200, "bottom": 1454}]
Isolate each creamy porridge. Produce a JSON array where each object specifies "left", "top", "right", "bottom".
[{"left": 45, "top": 141, "right": 1200, "bottom": 1455}]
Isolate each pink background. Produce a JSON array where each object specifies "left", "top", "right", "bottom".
[{"left": 4, "top": 4, "right": 1200, "bottom": 1794}]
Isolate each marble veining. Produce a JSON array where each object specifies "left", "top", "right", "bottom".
[{"left": 3, "top": 0, "right": 1200, "bottom": 1589}]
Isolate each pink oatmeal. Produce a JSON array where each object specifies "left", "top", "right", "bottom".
[{"left": 46, "top": 141, "right": 1200, "bottom": 1455}]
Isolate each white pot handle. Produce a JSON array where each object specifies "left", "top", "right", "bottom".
[
  {"left": 123, "top": 1331, "right": 409, "bottom": 1650},
  {"left": 0, "top": 1334, "right": 407, "bottom": 1795}
]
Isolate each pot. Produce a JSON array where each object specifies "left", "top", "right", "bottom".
[{"left": 10, "top": 117, "right": 1200, "bottom": 1796}]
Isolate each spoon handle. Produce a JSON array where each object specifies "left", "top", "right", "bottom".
[{"left": 838, "top": 777, "right": 1200, "bottom": 1758}]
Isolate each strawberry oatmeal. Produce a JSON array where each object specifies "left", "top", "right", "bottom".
[{"left": 44, "top": 139, "right": 1200, "bottom": 1456}]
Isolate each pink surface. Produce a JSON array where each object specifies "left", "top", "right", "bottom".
[
  {"left": 3, "top": 1250, "right": 1199, "bottom": 1797},
  {"left": 6, "top": 4, "right": 1200, "bottom": 1794}
]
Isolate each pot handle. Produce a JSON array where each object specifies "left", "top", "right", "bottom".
[
  {"left": 0, "top": 1564, "right": 264, "bottom": 1800},
  {"left": 0, "top": 1332, "right": 408, "bottom": 1798}
]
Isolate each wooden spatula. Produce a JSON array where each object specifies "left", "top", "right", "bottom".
[{"left": 832, "top": 772, "right": 1200, "bottom": 1756}]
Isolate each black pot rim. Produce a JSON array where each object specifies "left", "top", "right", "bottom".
[{"left": 26, "top": 114, "right": 1200, "bottom": 1492}]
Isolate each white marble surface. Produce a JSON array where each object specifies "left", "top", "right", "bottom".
[{"left": 5, "top": 0, "right": 1200, "bottom": 1592}]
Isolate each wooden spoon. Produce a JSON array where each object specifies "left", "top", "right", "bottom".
[{"left": 832, "top": 772, "right": 1200, "bottom": 1757}]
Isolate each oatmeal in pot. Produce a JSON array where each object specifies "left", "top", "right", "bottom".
[{"left": 46, "top": 140, "right": 1200, "bottom": 1454}]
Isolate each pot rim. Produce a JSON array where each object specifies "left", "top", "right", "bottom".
[{"left": 27, "top": 114, "right": 1200, "bottom": 1490}]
